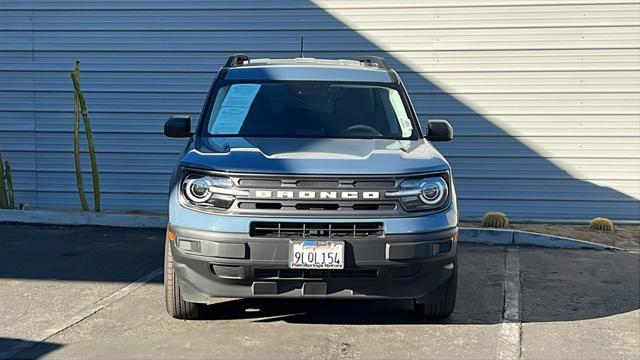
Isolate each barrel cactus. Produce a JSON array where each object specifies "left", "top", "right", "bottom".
[
  {"left": 589, "top": 217, "right": 614, "bottom": 232},
  {"left": 482, "top": 211, "right": 509, "bottom": 228}
]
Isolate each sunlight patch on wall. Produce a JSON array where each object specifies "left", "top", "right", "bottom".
[{"left": 312, "top": 0, "right": 640, "bottom": 200}]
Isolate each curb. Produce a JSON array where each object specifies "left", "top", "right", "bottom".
[
  {"left": 0, "top": 209, "right": 168, "bottom": 229},
  {"left": 0, "top": 209, "right": 616, "bottom": 250},
  {"left": 459, "top": 227, "right": 615, "bottom": 250}
]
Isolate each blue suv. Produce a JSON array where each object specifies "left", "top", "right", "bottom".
[{"left": 163, "top": 55, "right": 458, "bottom": 319}]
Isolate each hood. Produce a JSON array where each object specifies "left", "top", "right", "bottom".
[{"left": 180, "top": 137, "right": 450, "bottom": 175}]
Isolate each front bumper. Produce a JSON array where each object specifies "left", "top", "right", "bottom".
[{"left": 169, "top": 223, "right": 458, "bottom": 304}]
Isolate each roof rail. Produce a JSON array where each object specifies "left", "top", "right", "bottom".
[
  {"left": 356, "top": 56, "right": 390, "bottom": 70},
  {"left": 225, "top": 54, "right": 250, "bottom": 67}
]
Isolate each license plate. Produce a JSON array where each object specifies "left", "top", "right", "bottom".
[{"left": 289, "top": 240, "right": 344, "bottom": 269}]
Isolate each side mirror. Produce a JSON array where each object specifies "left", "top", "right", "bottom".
[
  {"left": 164, "top": 115, "right": 192, "bottom": 138},
  {"left": 425, "top": 119, "right": 453, "bottom": 142}
]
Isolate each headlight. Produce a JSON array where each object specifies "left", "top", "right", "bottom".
[
  {"left": 181, "top": 173, "right": 247, "bottom": 210},
  {"left": 386, "top": 176, "right": 449, "bottom": 212}
]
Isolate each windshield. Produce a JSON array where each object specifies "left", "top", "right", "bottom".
[{"left": 204, "top": 81, "right": 417, "bottom": 139}]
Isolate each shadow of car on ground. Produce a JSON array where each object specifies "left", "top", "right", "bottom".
[{"left": 1, "top": 225, "right": 638, "bottom": 326}]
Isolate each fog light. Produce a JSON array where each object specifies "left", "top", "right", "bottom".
[{"left": 177, "top": 238, "right": 201, "bottom": 253}]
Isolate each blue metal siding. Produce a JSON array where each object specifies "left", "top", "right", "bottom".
[{"left": 0, "top": 0, "right": 639, "bottom": 220}]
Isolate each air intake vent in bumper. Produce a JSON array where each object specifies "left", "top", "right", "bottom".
[
  {"left": 250, "top": 222, "right": 384, "bottom": 238},
  {"left": 253, "top": 268, "right": 378, "bottom": 279}
]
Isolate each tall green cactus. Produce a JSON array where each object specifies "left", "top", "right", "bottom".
[
  {"left": 0, "top": 152, "right": 15, "bottom": 209},
  {"left": 72, "top": 62, "right": 89, "bottom": 211},
  {"left": 0, "top": 152, "right": 7, "bottom": 209},
  {"left": 5, "top": 161, "right": 14, "bottom": 209},
  {"left": 71, "top": 61, "right": 101, "bottom": 212}
]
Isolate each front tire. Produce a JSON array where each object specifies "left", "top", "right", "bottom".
[
  {"left": 414, "top": 261, "right": 457, "bottom": 318},
  {"left": 164, "top": 234, "right": 206, "bottom": 319}
]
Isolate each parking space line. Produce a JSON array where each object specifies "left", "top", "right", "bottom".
[
  {"left": 0, "top": 268, "right": 163, "bottom": 360},
  {"left": 497, "top": 248, "right": 522, "bottom": 360}
]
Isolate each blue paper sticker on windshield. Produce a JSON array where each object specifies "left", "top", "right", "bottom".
[{"left": 211, "top": 84, "right": 261, "bottom": 134}]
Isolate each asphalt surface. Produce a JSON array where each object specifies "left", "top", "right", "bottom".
[{"left": 0, "top": 223, "right": 638, "bottom": 359}]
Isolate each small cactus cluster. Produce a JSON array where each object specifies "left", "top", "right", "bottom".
[
  {"left": 589, "top": 217, "right": 614, "bottom": 232},
  {"left": 0, "top": 152, "right": 15, "bottom": 209},
  {"left": 482, "top": 211, "right": 509, "bottom": 228}
]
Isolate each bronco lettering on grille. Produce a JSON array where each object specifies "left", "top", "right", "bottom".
[{"left": 253, "top": 190, "right": 380, "bottom": 199}]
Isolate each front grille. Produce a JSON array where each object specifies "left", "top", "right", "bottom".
[
  {"left": 229, "top": 174, "right": 403, "bottom": 216},
  {"left": 254, "top": 268, "right": 378, "bottom": 279},
  {"left": 250, "top": 222, "right": 384, "bottom": 238}
]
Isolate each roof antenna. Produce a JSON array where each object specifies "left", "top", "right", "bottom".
[{"left": 299, "top": 36, "right": 304, "bottom": 58}]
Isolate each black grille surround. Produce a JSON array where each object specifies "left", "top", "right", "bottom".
[
  {"left": 229, "top": 174, "right": 404, "bottom": 217},
  {"left": 250, "top": 221, "right": 384, "bottom": 238}
]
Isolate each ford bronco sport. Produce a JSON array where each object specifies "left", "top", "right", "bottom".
[{"left": 163, "top": 55, "right": 457, "bottom": 319}]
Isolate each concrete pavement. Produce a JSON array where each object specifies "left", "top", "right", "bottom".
[{"left": 0, "top": 224, "right": 638, "bottom": 359}]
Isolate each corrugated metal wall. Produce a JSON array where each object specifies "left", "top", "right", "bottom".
[{"left": 1, "top": 0, "right": 639, "bottom": 220}]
